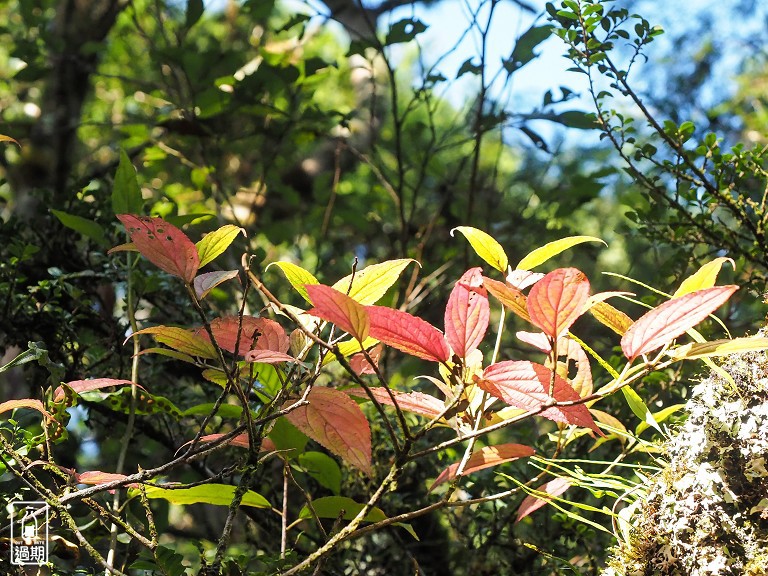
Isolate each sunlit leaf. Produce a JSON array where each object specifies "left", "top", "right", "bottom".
[
  {"left": 195, "top": 225, "right": 245, "bottom": 268},
  {"left": 142, "top": 484, "right": 270, "bottom": 508},
  {"left": 267, "top": 261, "right": 319, "bottom": 302},
  {"left": 306, "top": 284, "right": 369, "bottom": 342},
  {"left": 332, "top": 259, "right": 417, "bottom": 305},
  {"left": 444, "top": 268, "right": 489, "bottom": 359},
  {"left": 515, "top": 477, "right": 572, "bottom": 522},
  {"left": 321, "top": 337, "right": 379, "bottom": 366},
  {"left": 0, "top": 134, "right": 20, "bottom": 147},
  {"left": 367, "top": 306, "right": 450, "bottom": 363},
  {"left": 243, "top": 350, "right": 295, "bottom": 364},
  {"left": 517, "top": 236, "right": 605, "bottom": 270},
  {"left": 136, "top": 347, "right": 196, "bottom": 364},
  {"left": 299, "top": 496, "right": 386, "bottom": 522},
  {"left": 667, "top": 337, "right": 768, "bottom": 360},
  {"left": 450, "top": 227, "right": 508, "bottom": 272},
  {"left": 117, "top": 215, "right": 199, "bottom": 282},
  {"left": 673, "top": 257, "right": 735, "bottom": 297},
  {"left": 54, "top": 378, "right": 139, "bottom": 403},
  {"left": 479, "top": 360, "right": 600, "bottom": 433},
  {"left": 285, "top": 387, "right": 372, "bottom": 475},
  {"left": 348, "top": 345, "right": 382, "bottom": 375},
  {"left": 194, "top": 270, "right": 239, "bottom": 299},
  {"left": 589, "top": 409, "right": 627, "bottom": 436},
  {"left": 527, "top": 268, "right": 590, "bottom": 339},
  {"left": 346, "top": 387, "right": 445, "bottom": 418},
  {"left": 297, "top": 452, "right": 342, "bottom": 494},
  {"left": 507, "top": 269, "right": 544, "bottom": 290},
  {"left": 483, "top": 277, "right": 530, "bottom": 321},
  {"left": 621, "top": 386, "right": 660, "bottom": 433},
  {"left": 430, "top": 443, "right": 535, "bottom": 489},
  {"left": 133, "top": 326, "right": 217, "bottom": 359},
  {"left": 621, "top": 286, "right": 738, "bottom": 361},
  {"left": 0, "top": 399, "right": 50, "bottom": 419},
  {"left": 589, "top": 301, "right": 633, "bottom": 336},
  {"left": 196, "top": 316, "right": 289, "bottom": 356}
]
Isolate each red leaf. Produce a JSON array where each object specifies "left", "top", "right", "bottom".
[
  {"left": 478, "top": 360, "right": 600, "bottom": 433},
  {"left": 197, "top": 316, "right": 289, "bottom": 356},
  {"left": 183, "top": 433, "right": 275, "bottom": 452},
  {"left": 621, "top": 285, "right": 738, "bottom": 361},
  {"left": 54, "top": 378, "right": 141, "bottom": 402},
  {"left": 482, "top": 277, "right": 530, "bottom": 321},
  {"left": 349, "top": 345, "right": 382, "bottom": 375},
  {"left": 306, "top": 284, "right": 369, "bottom": 342},
  {"left": 117, "top": 215, "right": 199, "bottom": 283},
  {"left": 367, "top": 306, "right": 450, "bottom": 363},
  {"left": 527, "top": 268, "right": 590, "bottom": 339},
  {"left": 516, "top": 477, "right": 572, "bottom": 523},
  {"left": 76, "top": 471, "right": 137, "bottom": 489},
  {"left": 243, "top": 350, "right": 295, "bottom": 364},
  {"left": 285, "top": 387, "right": 372, "bottom": 475},
  {"left": 444, "top": 268, "right": 490, "bottom": 358},
  {"left": 515, "top": 334, "right": 593, "bottom": 397},
  {"left": 346, "top": 386, "right": 445, "bottom": 418},
  {"left": 430, "top": 443, "right": 535, "bottom": 490},
  {"left": 0, "top": 399, "right": 51, "bottom": 419}
]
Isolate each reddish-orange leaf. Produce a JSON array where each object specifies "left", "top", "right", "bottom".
[
  {"left": 54, "top": 378, "right": 141, "bottom": 402},
  {"left": 444, "top": 268, "right": 490, "bottom": 359},
  {"left": 196, "top": 316, "right": 289, "bottom": 356},
  {"left": 133, "top": 326, "right": 217, "bottom": 359},
  {"left": 478, "top": 360, "right": 600, "bottom": 433},
  {"left": 349, "top": 345, "right": 382, "bottom": 375},
  {"left": 306, "top": 284, "right": 369, "bottom": 342},
  {"left": 76, "top": 471, "right": 136, "bottom": 489},
  {"left": 117, "top": 215, "right": 199, "bottom": 282},
  {"left": 285, "top": 387, "right": 372, "bottom": 475},
  {"left": 516, "top": 477, "right": 572, "bottom": 523},
  {"left": 526, "top": 268, "right": 590, "bottom": 339},
  {"left": 514, "top": 334, "right": 593, "bottom": 398},
  {"left": 482, "top": 277, "right": 530, "bottom": 321},
  {"left": 0, "top": 399, "right": 51, "bottom": 419},
  {"left": 430, "top": 443, "right": 535, "bottom": 490},
  {"left": 621, "top": 285, "right": 738, "bottom": 361},
  {"left": 516, "top": 331, "right": 552, "bottom": 352},
  {"left": 243, "top": 349, "right": 295, "bottom": 364},
  {"left": 184, "top": 433, "right": 275, "bottom": 452},
  {"left": 367, "top": 306, "right": 450, "bottom": 363},
  {"left": 346, "top": 386, "right": 445, "bottom": 418}
]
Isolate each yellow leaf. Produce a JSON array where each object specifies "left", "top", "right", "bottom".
[
  {"left": 450, "top": 226, "right": 508, "bottom": 272},
  {"left": 589, "top": 301, "right": 633, "bottom": 336},
  {"left": 196, "top": 225, "right": 245, "bottom": 268},
  {"left": 267, "top": 261, "right": 319, "bottom": 302},
  {"left": 517, "top": 236, "right": 606, "bottom": 270},
  {"left": 321, "top": 337, "right": 379, "bottom": 366},
  {"left": 332, "top": 259, "right": 417, "bottom": 305},
  {"left": 673, "top": 257, "right": 735, "bottom": 297},
  {"left": 667, "top": 337, "right": 768, "bottom": 360}
]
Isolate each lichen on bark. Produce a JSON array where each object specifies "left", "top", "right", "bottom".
[{"left": 603, "top": 344, "right": 768, "bottom": 575}]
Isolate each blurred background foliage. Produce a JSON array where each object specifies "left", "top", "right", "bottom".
[{"left": 1, "top": 0, "right": 767, "bottom": 573}]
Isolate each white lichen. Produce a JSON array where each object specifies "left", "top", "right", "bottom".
[{"left": 603, "top": 341, "right": 768, "bottom": 576}]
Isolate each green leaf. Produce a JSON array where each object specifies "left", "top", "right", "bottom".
[
  {"left": 385, "top": 18, "right": 427, "bottom": 45},
  {"left": 504, "top": 24, "right": 553, "bottom": 73},
  {"left": 196, "top": 225, "right": 245, "bottom": 268},
  {"left": 517, "top": 236, "right": 605, "bottom": 270},
  {"left": 142, "top": 484, "right": 270, "bottom": 508},
  {"left": 186, "top": 0, "right": 204, "bottom": 28},
  {"left": 299, "top": 496, "right": 386, "bottom": 522},
  {"left": 297, "top": 451, "right": 342, "bottom": 494},
  {"left": 112, "top": 149, "right": 143, "bottom": 216},
  {"left": 269, "top": 416, "right": 308, "bottom": 457},
  {"left": 267, "top": 261, "right": 319, "bottom": 302},
  {"left": 332, "top": 259, "right": 417, "bottom": 305},
  {"left": 182, "top": 403, "right": 243, "bottom": 419},
  {"left": 621, "top": 387, "right": 660, "bottom": 434},
  {"left": 451, "top": 227, "right": 508, "bottom": 272},
  {"left": 51, "top": 210, "right": 107, "bottom": 246},
  {"left": 80, "top": 387, "right": 182, "bottom": 418}
]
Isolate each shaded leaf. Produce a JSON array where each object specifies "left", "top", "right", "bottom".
[
  {"left": 54, "top": 378, "right": 139, "bottom": 402},
  {"left": 194, "top": 270, "right": 239, "bottom": 299},
  {"left": 285, "top": 387, "right": 372, "bottom": 475},
  {"left": 112, "top": 149, "right": 143, "bottom": 216},
  {"left": 517, "top": 236, "right": 605, "bottom": 270},
  {"left": 133, "top": 326, "right": 217, "bottom": 359},
  {"left": 107, "top": 242, "right": 137, "bottom": 254},
  {"left": 51, "top": 210, "right": 107, "bottom": 246},
  {"left": 385, "top": 18, "right": 427, "bottom": 45},
  {"left": 136, "top": 347, "right": 196, "bottom": 364},
  {"left": 195, "top": 225, "right": 244, "bottom": 268},
  {"left": 527, "top": 268, "right": 590, "bottom": 339},
  {"left": 621, "top": 286, "right": 738, "bottom": 361},
  {"left": 297, "top": 452, "right": 342, "bottom": 494},
  {"left": 367, "top": 306, "right": 450, "bottom": 363},
  {"left": 196, "top": 316, "right": 289, "bottom": 356},
  {"left": 346, "top": 386, "right": 445, "bottom": 418},
  {"left": 117, "top": 215, "right": 199, "bottom": 282},
  {"left": 299, "top": 496, "right": 386, "bottom": 522},
  {"left": 516, "top": 477, "right": 572, "bottom": 522},
  {"left": 667, "top": 337, "right": 768, "bottom": 360},
  {"left": 243, "top": 350, "right": 295, "bottom": 364},
  {"left": 76, "top": 471, "right": 136, "bottom": 488},
  {"left": 267, "top": 261, "right": 319, "bottom": 302},
  {"left": 430, "top": 443, "right": 535, "bottom": 489},
  {"left": 479, "top": 360, "right": 599, "bottom": 433},
  {"left": 81, "top": 388, "right": 182, "bottom": 418},
  {"left": 321, "top": 337, "right": 379, "bottom": 366},
  {"left": 0, "top": 399, "right": 50, "bottom": 419},
  {"left": 186, "top": 0, "right": 204, "bottom": 28},
  {"left": 142, "top": 484, "right": 270, "bottom": 508},
  {"left": 503, "top": 24, "right": 553, "bottom": 73},
  {"left": 332, "top": 259, "right": 417, "bottom": 305},
  {"left": 0, "top": 134, "right": 20, "bottom": 147},
  {"left": 348, "top": 345, "right": 382, "bottom": 375},
  {"left": 444, "top": 268, "right": 489, "bottom": 359},
  {"left": 673, "top": 257, "right": 735, "bottom": 297},
  {"left": 483, "top": 277, "right": 530, "bottom": 321},
  {"left": 306, "top": 284, "right": 369, "bottom": 342},
  {"left": 451, "top": 227, "right": 508, "bottom": 272}
]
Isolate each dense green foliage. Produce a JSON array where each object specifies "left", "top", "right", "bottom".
[{"left": 1, "top": 0, "right": 768, "bottom": 574}]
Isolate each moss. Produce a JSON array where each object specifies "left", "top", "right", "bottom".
[{"left": 603, "top": 339, "right": 768, "bottom": 575}]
